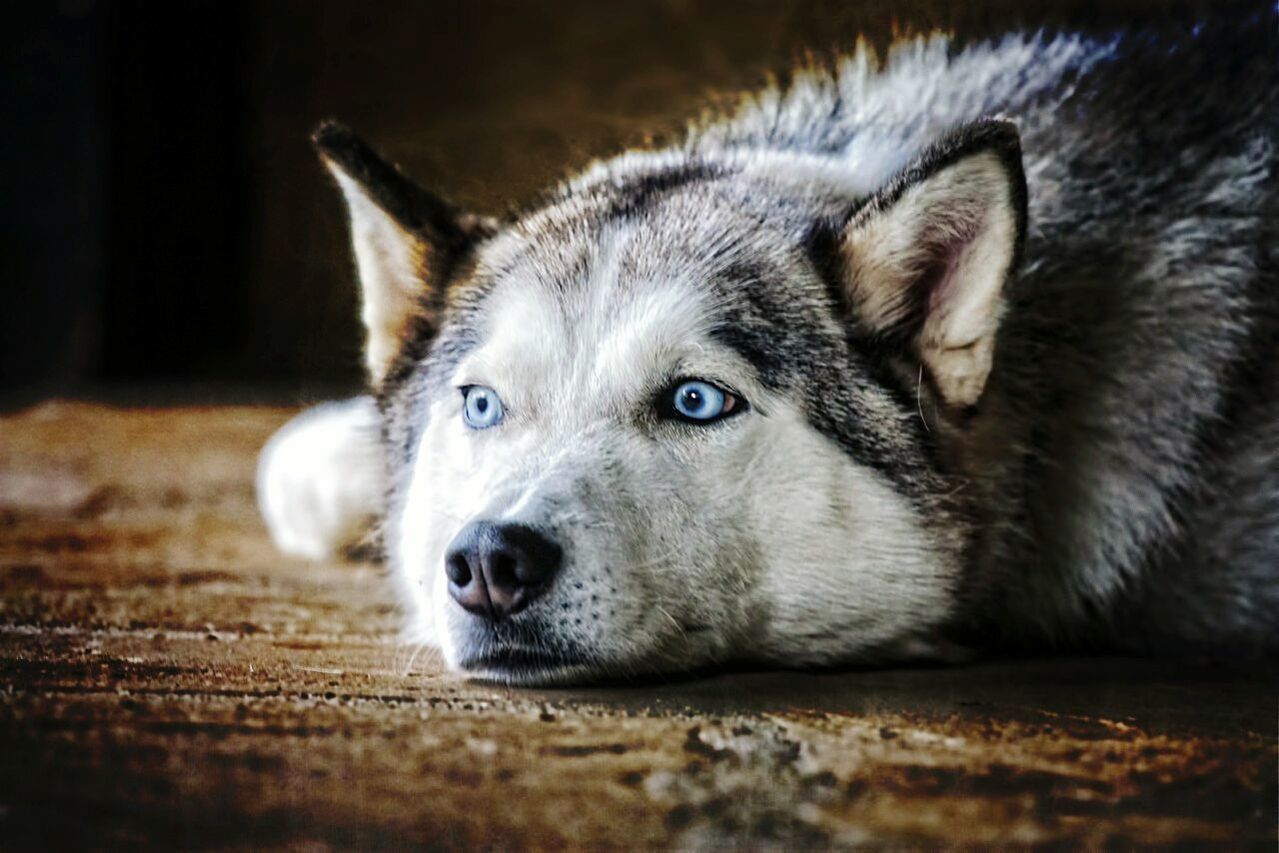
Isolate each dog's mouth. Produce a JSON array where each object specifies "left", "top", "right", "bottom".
[
  {"left": 456, "top": 644, "right": 598, "bottom": 686},
  {"left": 462, "top": 646, "right": 569, "bottom": 671}
]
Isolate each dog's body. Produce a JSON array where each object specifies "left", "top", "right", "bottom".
[{"left": 260, "top": 21, "right": 1278, "bottom": 683}]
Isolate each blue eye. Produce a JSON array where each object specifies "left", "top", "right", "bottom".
[
  {"left": 662, "top": 379, "right": 742, "bottom": 424},
  {"left": 462, "top": 386, "right": 504, "bottom": 430}
]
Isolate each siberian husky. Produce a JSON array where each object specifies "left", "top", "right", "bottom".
[{"left": 258, "top": 21, "right": 1277, "bottom": 684}]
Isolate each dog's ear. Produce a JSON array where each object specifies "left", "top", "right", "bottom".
[
  {"left": 314, "top": 121, "right": 496, "bottom": 386},
  {"left": 837, "top": 119, "right": 1027, "bottom": 408}
]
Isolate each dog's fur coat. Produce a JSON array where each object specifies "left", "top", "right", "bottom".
[{"left": 259, "top": 20, "right": 1278, "bottom": 684}]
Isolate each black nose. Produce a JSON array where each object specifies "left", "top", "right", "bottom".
[{"left": 445, "top": 522, "right": 563, "bottom": 621}]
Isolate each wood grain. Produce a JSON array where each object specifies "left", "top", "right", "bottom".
[{"left": 1, "top": 402, "right": 1274, "bottom": 848}]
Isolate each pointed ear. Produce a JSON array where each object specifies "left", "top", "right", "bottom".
[
  {"left": 314, "top": 121, "right": 497, "bottom": 386},
  {"left": 839, "top": 119, "right": 1027, "bottom": 408}
]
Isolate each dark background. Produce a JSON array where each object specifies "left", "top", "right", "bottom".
[{"left": 2, "top": 0, "right": 1251, "bottom": 406}]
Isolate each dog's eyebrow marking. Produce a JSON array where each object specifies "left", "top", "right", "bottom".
[
  {"left": 706, "top": 262, "right": 796, "bottom": 391},
  {"left": 708, "top": 322, "right": 787, "bottom": 390}
]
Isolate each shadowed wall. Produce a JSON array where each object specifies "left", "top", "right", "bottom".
[{"left": 3, "top": 0, "right": 1244, "bottom": 402}]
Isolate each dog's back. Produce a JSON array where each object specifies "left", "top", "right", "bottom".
[
  {"left": 976, "top": 26, "right": 1277, "bottom": 651},
  {"left": 996, "top": 26, "right": 1277, "bottom": 651}
]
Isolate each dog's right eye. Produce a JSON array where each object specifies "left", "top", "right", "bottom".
[
  {"left": 657, "top": 379, "right": 744, "bottom": 425},
  {"left": 461, "top": 386, "right": 505, "bottom": 430}
]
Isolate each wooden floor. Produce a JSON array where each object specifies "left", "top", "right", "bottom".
[{"left": 1, "top": 402, "right": 1275, "bottom": 848}]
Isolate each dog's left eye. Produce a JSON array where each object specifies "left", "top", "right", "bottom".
[
  {"left": 461, "top": 386, "right": 504, "bottom": 430},
  {"left": 659, "top": 379, "right": 742, "bottom": 424}
]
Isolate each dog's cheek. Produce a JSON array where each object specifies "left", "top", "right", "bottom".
[
  {"left": 743, "top": 408, "right": 959, "bottom": 664},
  {"left": 738, "top": 406, "right": 870, "bottom": 661},
  {"left": 393, "top": 408, "right": 481, "bottom": 652},
  {"left": 619, "top": 431, "right": 759, "bottom": 665}
]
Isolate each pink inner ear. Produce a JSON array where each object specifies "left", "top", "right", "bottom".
[
  {"left": 926, "top": 245, "right": 960, "bottom": 315},
  {"left": 923, "top": 216, "right": 981, "bottom": 315}
]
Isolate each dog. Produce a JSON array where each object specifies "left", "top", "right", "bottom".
[{"left": 258, "top": 20, "right": 1277, "bottom": 685}]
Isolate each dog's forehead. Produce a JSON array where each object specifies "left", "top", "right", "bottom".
[
  {"left": 464, "top": 227, "right": 718, "bottom": 396},
  {"left": 459, "top": 194, "right": 794, "bottom": 397}
]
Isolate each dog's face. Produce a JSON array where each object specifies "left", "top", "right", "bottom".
[{"left": 316, "top": 120, "right": 1025, "bottom": 684}]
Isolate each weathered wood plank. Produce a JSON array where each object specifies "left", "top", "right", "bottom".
[{"left": 1, "top": 403, "right": 1275, "bottom": 847}]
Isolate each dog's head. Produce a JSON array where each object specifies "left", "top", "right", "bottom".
[{"left": 315, "top": 118, "right": 1025, "bottom": 684}]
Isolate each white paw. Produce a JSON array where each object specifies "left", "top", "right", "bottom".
[{"left": 256, "top": 397, "right": 385, "bottom": 560}]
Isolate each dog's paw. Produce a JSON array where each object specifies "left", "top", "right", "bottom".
[{"left": 256, "top": 397, "right": 384, "bottom": 560}]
